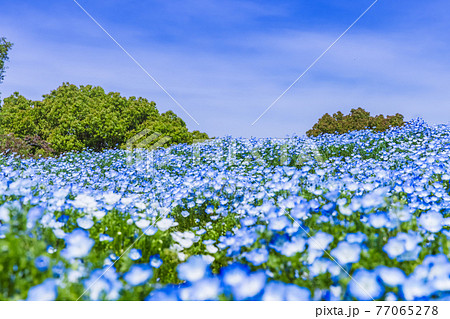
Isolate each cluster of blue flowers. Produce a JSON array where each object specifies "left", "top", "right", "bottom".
[{"left": 1, "top": 118, "right": 450, "bottom": 300}]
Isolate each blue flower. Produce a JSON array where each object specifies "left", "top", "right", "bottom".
[
  {"left": 52, "top": 261, "right": 65, "bottom": 277},
  {"left": 262, "top": 281, "right": 285, "bottom": 301},
  {"left": 156, "top": 218, "right": 178, "bottom": 231},
  {"left": 383, "top": 232, "right": 422, "bottom": 261},
  {"left": 0, "top": 204, "right": 10, "bottom": 223},
  {"left": 221, "top": 263, "right": 250, "bottom": 288},
  {"left": 419, "top": 211, "right": 444, "bottom": 233},
  {"left": 145, "top": 286, "right": 179, "bottom": 301},
  {"left": 348, "top": 269, "right": 384, "bottom": 301},
  {"left": 244, "top": 248, "right": 269, "bottom": 266},
  {"left": 401, "top": 278, "right": 432, "bottom": 301},
  {"left": 261, "top": 281, "right": 311, "bottom": 301},
  {"left": 6, "top": 120, "right": 450, "bottom": 301},
  {"left": 72, "top": 194, "right": 97, "bottom": 211},
  {"left": 47, "top": 245, "right": 56, "bottom": 254},
  {"left": 61, "top": 229, "right": 95, "bottom": 259},
  {"left": 34, "top": 256, "right": 50, "bottom": 272},
  {"left": 99, "top": 234, "right": 113, "bottom": 242},
  {"left": 390, "top": 207, "right": 412, "bottom": 222},
  {"left": 181, "top": 211, "right": 190, "bottom": 217},
  {"left": 124, "top": 264, "right": 153, "bottom": 286},
  {"left": 309, "top": 258, "right": 341, "bottom": 277},
  {"left": 150, "top": 255, "right": 163, "bottom": 268},
  {"left": 285, "top": 284, "right": 311, "bottom": 301},
  {"left": 383, "top": 237, "right": 405, "bottom": 259},
  {"left": 361, "top": 192, "right": 385, "bottom": 210},
  {"left": 345, "top": 232, "right": 367, "bottom": 244},
  {"left": 27, "top": 279, "right": 57, "bottom": 301},
  {"left": 84, "top": 266, "right": 123, "bottom": 300},
  {"left": 179, "top": 277, "right": 221, "bottom": 301},
  {"left": 279, "top": 236, "right": 306, "bottom": 257},
  {"left": 375, "top": 266, "right": 406, "bottom": 287},
  {"left": 128, "top": 248, "right": 142, "bottom": 261},
  {"left": 57, "top": 214, "right": 70, "bottom": 224},
  {"left": 231, "top": 271, "right": 266, "bottom": 300},
  {"left": 77, "top": 216, "right": 94, "bottom": 229},
  {"left": 330, "top": 242, "right": 361, "bottom": 265},
  {"left": 308, "top": 231, "right": 334, "bottom": 250},
  {"left": 268, "top": 216, "right": 291, "bottom": 231},
  {"left": 368, "top": 212, "right": 389, "bottom": 228},
  {"left": 325, "top": 286, "right": 342, "bottom": 301},
  {"left": 384, "top": 292, "right": 398, "bottom": 301},
  {"left": 177, "top": 255, "right": 209, "bottom": 282},
  {"left": 240, "top": 216, "right": 256, "bottom": 227},
  {"left": 26, "top": 206, "right": 44, "bottom": 229}
]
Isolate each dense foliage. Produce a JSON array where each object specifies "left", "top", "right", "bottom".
[
  {"left": 1, "top": 119, "right": 450, "bottom": 301},
  {"left": 307, "top": 108, "right": 404, "bottom": 137},
  {"left": 0, "top": 83, "right": 208, "bottom": 154},
  {"left": 0, "top": 134, "right": 55, "bottom": 158}
]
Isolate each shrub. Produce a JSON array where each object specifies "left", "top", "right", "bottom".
[
  {"left": 306, "top": 108, "right": 404, "bottom": 137},
  {"left": 0, "top": 83, "right": 208, "bottom": 153},
  {"left": 0, "top": 134, "right": 55, "bottom": 158}
]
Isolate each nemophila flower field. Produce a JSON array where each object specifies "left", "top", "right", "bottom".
[{"left": 1, "top": 118, "right": 450, "bottom": 301}]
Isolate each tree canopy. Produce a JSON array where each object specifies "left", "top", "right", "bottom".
[
  {"left": 0, "top": 83, "right": 208, "bottom": 155},
  {"left": 307, "top": 108, "right": 405, "bottom": 137},
  {"left": 0, "top": 37, "right": 13, "bottom": 98}
]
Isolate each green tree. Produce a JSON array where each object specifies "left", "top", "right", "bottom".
[
  {"left": 0, "top": 37, "right": 13, "bottom": 98},
  {"left": 0, "top": 83, "right": 209, "bottom": 154},
  {"left": 307, "top": 108, "right": 405, "bottom": 137},
  {"left": 0, "top": 92, "right": 37, "bottom": 136}
]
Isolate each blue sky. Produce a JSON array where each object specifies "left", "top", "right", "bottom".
[{"left": 1, "top": 0, "right": 449, "bottom": 137}]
